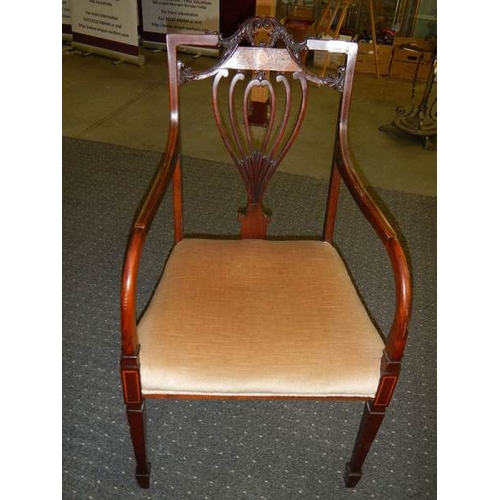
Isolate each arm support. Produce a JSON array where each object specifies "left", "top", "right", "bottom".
[
  {"left": 336, "top": 126, "right": 412, "bottom": 362},
  {"left": 120, "top": 143, "right": 180, "bottom": 355}
]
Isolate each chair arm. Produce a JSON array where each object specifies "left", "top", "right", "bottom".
[
  {"left": 121, "top": 32, "right": 218, "bottom": 356},
  {"left": 384, "top": 236, "right": 412, "bottom": 361},
  {"left": 120, "top": 133, "right": 180, "bottom": 355},
  {"left": 135, "top": 132, "right": 180, "bottom": 231},
  {"left": 121, "top": 227, "right": 144, "bottom": 355},
  {"left": 336, "top": 135, "right": 412, "bottom": 362}
]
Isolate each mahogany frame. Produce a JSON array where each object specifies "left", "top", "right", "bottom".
[{"left": 120, "top": 17, "right": 412, "bottom": 489}]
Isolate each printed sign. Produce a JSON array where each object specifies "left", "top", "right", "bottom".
[
  {"left": 142, "top": 0, "right": 219, "bottom": 44},
  {"left": 63, "top": 0, "right": 72, "bottom": 37},
  {"left": 71, "top": 0, "right": 143, "bottom": 64}
]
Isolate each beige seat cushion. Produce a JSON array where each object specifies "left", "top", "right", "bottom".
[{"left": 138, "top": 239, "right": 384, "bottom": 398}]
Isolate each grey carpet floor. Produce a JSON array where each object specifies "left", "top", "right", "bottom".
[{"left": 62, "top": 136, "right": 436, "bottom": 499}]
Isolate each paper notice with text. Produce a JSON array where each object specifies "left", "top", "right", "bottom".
[{"left": 142, "top": 0, "right": 219, "bottom": 34}]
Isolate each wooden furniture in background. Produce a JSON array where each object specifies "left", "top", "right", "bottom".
[
  {"left": 120, "top": 16, "right": 412, "bottom": 490},
  {"left": 249, "top": 0, "right": 277, "bottom": 124},
  {"left": 314, "top": 0, "right": 380, "bottom": 79}
]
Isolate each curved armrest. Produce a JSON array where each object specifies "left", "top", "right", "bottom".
[
  {"left": 336, "top": 132, "right": 412, "bottom": 362},
  {"left": 121, "top": 227, "right": 145, "bottom": 355},
  {"left": 120, "top": 132, "right": 180, "bottom": 355}
]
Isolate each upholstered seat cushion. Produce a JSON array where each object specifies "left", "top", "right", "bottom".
[{"left": 138, "top": 239, "right": 384, "bottom": 397}]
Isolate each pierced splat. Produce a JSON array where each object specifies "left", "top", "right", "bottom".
[{"left": 211, "top": 67, "right": 308, "bottom": 237}]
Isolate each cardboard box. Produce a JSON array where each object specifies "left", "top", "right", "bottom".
[
  {"left": 389, "top": 60, "right": 432, "bottom": 80},
  {"left": 357, "top": 42, "right": 393, "bottom": 58},
  {"left": 390, "top": 37, "right": 435, "bottom": 80},
  {"left": 392, "top": 37, "right": 435, "bottom": 63},
  {"left": 355, "top": 43, "right": 393, "bottom": 75},
  {"left": 356, "top": 58, "right": 392, "bottom": 75}
]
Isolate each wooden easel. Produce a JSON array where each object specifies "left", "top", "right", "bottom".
[
  {"left": 248, "top": 0, "right": 278, "bottom": 125},
  {"left": 316, "top": 0, "right": 380, "bottom": 79}
]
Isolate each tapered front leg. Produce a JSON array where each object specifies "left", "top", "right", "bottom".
[
  {"left": 344, "top": 401, "right": 385, "bottom": 487},
  {"left": 345, "top": 351, "right": 400, "bottom": 487},
  {"left": 121, "top": 349, "right": 150, "bottom": 488},
  {"left": 126, "top": 402, "right": 151, "bottom": 488}
]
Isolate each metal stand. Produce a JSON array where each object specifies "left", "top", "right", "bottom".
[{"left": 379, "top": 44, "right": 437, "bottom": 150}]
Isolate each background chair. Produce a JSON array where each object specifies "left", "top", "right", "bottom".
[{"left": 120, "top": 16, "right": 412, "bottom": 489}]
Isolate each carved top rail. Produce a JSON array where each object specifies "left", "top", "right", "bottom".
[{"left": 178, "top": 17, "right": 352, "bottom": 89}]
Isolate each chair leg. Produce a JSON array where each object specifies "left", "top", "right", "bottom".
[
  {"left": 126, "top": 402, "right": 151, "bottom": 488},
  {"left": 121, "top": 348, "right": 151, "bottom": 487},
  {"left": 344, "top": 401, "right": 386, "bottom": 487}
]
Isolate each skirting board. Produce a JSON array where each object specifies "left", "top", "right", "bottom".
[{"left": 72, "top": 42, "right": 145, "bottom": 66}]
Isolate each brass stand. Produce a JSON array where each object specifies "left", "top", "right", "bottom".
[{"left": 379, "top": 44, "right": 437, "bottom": 150}]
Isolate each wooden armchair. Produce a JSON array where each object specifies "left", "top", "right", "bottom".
[{"left": 120, "top": 17, "right": 412, "bottom": 489}]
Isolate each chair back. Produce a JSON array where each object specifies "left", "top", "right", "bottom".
[{"left": 165, "top": 17, "right": 358, "bottom": 239}]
